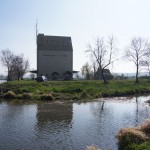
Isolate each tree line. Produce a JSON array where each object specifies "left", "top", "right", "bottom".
[
  {"left": 0, "top": 49, "right": 29, "bottom": 81},
  {"left": 1, "top": 36, "right": 150, "bottom": 83},
  {"left": 81, "top": 36, "right": 150, "bottom": 83}
]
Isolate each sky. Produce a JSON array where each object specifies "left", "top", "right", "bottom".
[{"left": 0, "top": 0, "right": 150, "bottom": 75}]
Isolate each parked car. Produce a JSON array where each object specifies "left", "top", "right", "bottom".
[{"left": 36, "top": 76, "right": 47, "bottom": 82}]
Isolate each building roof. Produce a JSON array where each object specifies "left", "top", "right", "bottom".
[{"left": 37, "top": 34, "right": 73, "bottom": 51}]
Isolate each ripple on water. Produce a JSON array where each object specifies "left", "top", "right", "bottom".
[{"left": 0, "top": 96, "right": 150, "bottom": 150}]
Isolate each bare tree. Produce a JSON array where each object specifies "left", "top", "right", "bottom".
[
  {"left": 11, "top": 54, "right": 29, "bottom": 81},
  {"left": 86, "top": 36, "right": 117, "bottom": 83},
  {"left": 0, "top": 49, "right": 29, "bottom": 81},
  {"left": 125, "top": 37, "right": 150, "bottom": 83},
  {"left": 140, "top": 58, "right": 150, "bottom": 77},
  {"left": 30, "top": 73, "right": 35, "bottom": 80},
  {"left": 90, "top": 55, "right": 98, "bottom": 79},
  {"left": 0, "top": 49, "right": 14, "bottom": 81},
  {"left": 81, "top": 62, "right": 93, "bottom": 79}
]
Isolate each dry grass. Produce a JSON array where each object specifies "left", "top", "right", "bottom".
[
  {"left": 118, "top": 128, "right": 147, "bottom": 143},
  {"left": 86, "top": 145, "right": 102, "bottom": 150},
  {"left": 4, "top": 91, "right": 16, "bottom": 99},
  {"left": 117, "top": 121, "right": 150, "bottom": 150},
  {"left": 40, "top": 93, "right": 53, "bottom": 101},
  {"left": 140, "top": 119, "right": 150, "bottom": 135},
  {"left": 22, "top": 93, "right": 33, "bottom": 99}
]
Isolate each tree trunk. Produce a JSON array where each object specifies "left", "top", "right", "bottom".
[
  {"left": 17, "top": 72, "right": 20, "bottom": 81},
  {"left": 7, "top": 68, "right": 11, "bottom": 81},
  {"left": 136, "top": 64, "right": 139, "bottom": 83},
  {"left": 101, "top": 69, "right": 108, "bottom": 84}
]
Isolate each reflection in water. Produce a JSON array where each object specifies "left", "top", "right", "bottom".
[
  {"left": 0, "top": 96, "right": 150, "bottom": 150},
  {"left": 70, "top": 96, "right": 150, "bottom": 150},
  {"left": 0, "top": 101, "right": 37, "bottom": 150},
  {"left": 135, "top": 96, "right": 139, "bottom": 126},
  {"left": 35, "top": 103, "right": 73, "bottom": 150},
  {"left": 36, "top": 103, "right": 73, "bottom": 125}
]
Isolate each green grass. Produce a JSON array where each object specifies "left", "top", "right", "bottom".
[
  {"left": 127, "top": 141, "right": 150, "bottom": 150},
  {"left": 0, "top": 79, "right": 150, "bottom": 101}
]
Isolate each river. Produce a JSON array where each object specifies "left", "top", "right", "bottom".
[{"left": 0, "top": 95, "right": 150, "bottom": 150}]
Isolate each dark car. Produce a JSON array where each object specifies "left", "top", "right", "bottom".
[{"left": 36, "top": 76, "right": 47, "bottom": 82}]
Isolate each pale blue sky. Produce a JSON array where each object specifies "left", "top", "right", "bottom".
[{"left": 0, "top": 0, "right": 150, "bottom": 74}]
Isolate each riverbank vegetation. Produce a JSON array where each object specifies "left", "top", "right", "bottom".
[
  {"left": 1, "top": 79, "right": 150, "bottom": 101},
  {"left": 117, "top": 119, "right": 150, "bottom": 150}
]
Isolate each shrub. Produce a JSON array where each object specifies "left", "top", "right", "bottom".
[
  {"left": 4, "top": 91, "right": 16, "bottom": 99},
  {"left": 40, "top": 93, "right": 53, "bottom": 101},
  {"left": 117, "top": 128, "right": 147, "bottom": 150}
]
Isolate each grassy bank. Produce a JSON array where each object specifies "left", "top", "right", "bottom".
[
  {"left": 117, "top": 119, "right": 150, "bottom": 150},
  {"left": 0, "top": 79, "right": 150, "bottom": 101}
]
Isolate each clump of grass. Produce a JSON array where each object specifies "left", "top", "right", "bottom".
[
  {"left": 94, "top": 93, "right": 102, "bottom": 98},
  {"left": 127, "top": 140, "right": 150, "bottom": 150},
  {"left": 22, "top": 93, "right": 33, "bottom": 99},
  {"left": 101, "top": 93, "right": 110, "bottom": 97},
  {"left": 117, "top": 128, "right": 148, "bottom": 150},
  {"left": 140, "top": 119, "right": 150, "bottom": 135},
  {"left": 35, "top": 89, "right": 43, "bottom": 95},
  {"left": 72, "top": 94, "right": 80, "bottom": 100},
  {"left": 86, "top": 145, "right": 102, "bottom": 150},
  {"left": 40, "top": 93, "right": 53, "bottom": 101},
  {"left": 80, "top": 91, "right": 89, "bottom": 99},
  {"left": 4, "top": 91, "right": 16, "bottom": 99}
]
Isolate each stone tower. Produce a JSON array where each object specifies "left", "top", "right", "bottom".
[{"left": 37, "top": 34, "right": 73, "bottom": 80}]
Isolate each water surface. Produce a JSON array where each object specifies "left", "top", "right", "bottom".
[{"left": 0, "top": 96, "right": 150, "bottom": 150}]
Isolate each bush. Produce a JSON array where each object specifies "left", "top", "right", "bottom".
[
  {"left": 117, "top": 128, "right": 147, "bottom": 150},
  {"left": 4, "top": 91, "right": 16, "bottom": 99},
  {"left": 40, "top": 93, "right": 53, "bottom": 101}
]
